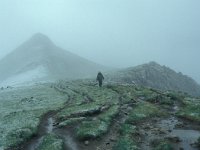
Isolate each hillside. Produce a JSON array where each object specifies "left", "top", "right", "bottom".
[
  {"left": 0, "top": 33, "right": 106, "bottom": 86},
  {"left": 1, "top": 80, "right": 200, "bottom": 150},
  {"left": 108, "top": 61, "right": 200, "bottom": 96}
]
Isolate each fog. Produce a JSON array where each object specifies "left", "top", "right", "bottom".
[{"left": 0, "top": 0, "right": 200, "bottom": 83}]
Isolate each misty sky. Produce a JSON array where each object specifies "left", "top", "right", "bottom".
[{"left": 0, "top": 0, "right": 200, "bottom": 83}]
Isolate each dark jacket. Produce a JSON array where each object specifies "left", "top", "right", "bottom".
[{"left": 96, "top": 72, "right": 104, "bottom": 81}]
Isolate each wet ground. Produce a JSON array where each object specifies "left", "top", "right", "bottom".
[
  {"left": 5, "top": 83, "right": 200, "bottom": 150},
  {"left": 139, "top": 105, "right": 200, "bottom": 150}
]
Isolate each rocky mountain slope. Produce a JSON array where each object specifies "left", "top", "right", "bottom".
[
  {"left": 0, "top": 33, "right": 106, "bottom": 86},
  {"left": 108, "top": 61, "right": 200, "bottom": 96}
]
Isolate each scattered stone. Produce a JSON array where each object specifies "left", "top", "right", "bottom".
[
  {"left": 127, "top": 106, "right": 133, "bottom": 111},
  {"left": 190, "top": 142, "right": 198, "bottom": 147},
  {"left": 53, "top": 122, "right": 59, "bottom": 126},
  {"left": 144, "top": 125, "right": 151, "bottom": 130},
  {"left": 109, "top": 137, "right": 116, "bottom": 142},
  {"left": 100, "top": 105, "right": 109, "bottom": 111},
  {"left": 84, "top": 140, "right": 89, "bottom": 146},
  {"left": 131, "top": 99, "right": 137, "bottom": 103},
  {"left": 168, "top": 129, "right": 172, "bottom": 132},
  {"left": 159, "top": 130, "right": 166, "bottom": 135},
  {"left": 175, "top": 122, "right": 184, "bottom": 128},
  {"left": 165, "top": 136, "right": 181, "bottom": 143},
  {"left": 124, "top": 112, "right": 128, "bottom": 115},
  {"left": 121, "top": 104, "right": 129, "bottom": 109},
  {"left": 92, "top": 117, "right": 98, "bottom": 121}
]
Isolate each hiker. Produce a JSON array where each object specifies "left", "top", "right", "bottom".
[{"left": 96, "top": 72, "right": 104, "bottom": 87}]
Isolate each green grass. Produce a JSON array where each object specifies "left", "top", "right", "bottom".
[
  {"left": 98, "top": 105, "right": 119, "bottom": 123},
  {"left": 36, "top": 133, "right": 64, "bottom": 150},
  {"left": 197, "top": 137, "right": 200, "bottom": 148},
  {"left": 5, "top": 128, "right": 33, "bottom": 147},
  {"left": 56, "top": 102, "right": 102, "bottom": 121},
  {"left": 176, "top": 100, "right": 200, "bottom": 122},
  {"left": 152, "top": 140, "right": 174, "bottom": 150},
  {"left": 113, "top": 124, "right": 138, "bottom": 150},
  {"left": 0, "top": 84, "right": 68, "bottom": 149},
  {"left": 58, "top": 117, "right": 86, "bottom": 127},
  {"left": 76, "top": 120, "right": 108, "bottom": 140},
  {"left": 75, "top": 105, "right": 119, "bottom": 140},
  {"left": 126, "top": 101, "right": 163, "bottom": 124}
]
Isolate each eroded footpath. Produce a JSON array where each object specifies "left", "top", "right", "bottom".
[{"left": 3, "top": 80, "right": 200, "bottom": 150}]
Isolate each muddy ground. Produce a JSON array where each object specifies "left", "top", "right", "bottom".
[{"left": 4, "top": 81, "right": 200, "bottom": 150}]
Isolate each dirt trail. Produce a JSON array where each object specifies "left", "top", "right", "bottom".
[
  {"left": 8, "top": 84, "right": 200, "bottom": 150},
  {"left": 139, "top": 103, "right": 200, "bottom": 150},
  {"left": 20, "top": 113, "right": 79, "bottom": 150}
]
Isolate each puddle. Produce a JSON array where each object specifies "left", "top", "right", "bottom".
[
  {"left": 140, "top": 116, "right": 200, "bottom": 150},
  {"left": 26, "top": 137, "right": 44, "bottom": 150},
  {"left": 170, "top": 129, "right": 200, "bottom": 150},
  {"left": 54, "top": 128, "right": 79, "bottom": 150},
  {"left": 157, "top": 116, "right": 179, "bottom": 130},
  {"left": 23, "top": 115, "right": 55, "bottom": 150},
  {"left": 46, "top": 117, "right": 54, "bottom": 133}
]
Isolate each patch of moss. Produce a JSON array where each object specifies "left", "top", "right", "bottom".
[
  {"left": 197, "top": 137, "right": 200, "bottom": 147},
  {"left": 152, "top": 140, "right": 173, "bottom": 150},
  {"left": 5, "top": 128, "right": 33, "bottom": 147},
  {"left": 165, "top": 91, "right": 185, "bottom": 102},
  {"left": 146, "top": 94, "right": 173, "bottom": 106},
  {"left": 76, "top": 120, "right": 108, "bottom": 140},
  {"left": 76, "top": 105, "right": 119, "bottom": 140},
  {"left": 176, "top": 98, "right": 200, "bottom": 122},
  {"left": 99, "top": 105, "right": 119, "bottom": 123},
  {"left": 113, "top": 124, "right": 138, "bottom": 150},
  {"left": 58, "top": 117, "right": 86, "bottom": 127},
  {"left": 126, "top": 102, "right": 163, "bottom": 124},
  {"left": 113, "top": 137, "right": 138, "bottom": 150},
  {"left": 36, "top": 133, "right": 64, "bottom": 150},
  {"left": 56, "top": 102, "right": 102, "bottom": 120},
  {"left": 119, "top": 124, "right": 136, "bottom": 136}
]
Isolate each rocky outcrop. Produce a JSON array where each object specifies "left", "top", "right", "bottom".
[{"left": 108, "top": 61, "right": 200, "bottom": 96}]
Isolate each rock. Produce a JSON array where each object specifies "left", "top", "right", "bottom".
[
  {"left": 127, "top": 106, "right": 133, "bottom": 111},
  {"left": 110, "top": 137, "right": 116, "bottom": 142},
  {"left": 168, "top": 129, "right": 172, "bottom": 132},
  {"left": 121, "top": 104, "right": 129, "bottom": 109},
  {"left": 84, "top": 140, "right": 89, "bottom": 146},
  {"left": 131, "top": 99, "right": 137, "bottom": 103},
  {"left": 159, "top": 130, "right": 166, "bottom": 134},
  {"left": 190, "top": 142, "right": 197, "bottom": 147},
  {"left": 53, "top": 122, "right": 59, "bottom": 126},
  {"left": 175, "top": 122, "right": 184, "bottom": 128},
  {"left": 165, "top": 136, "right": 181, "bottom": 143},
  {"left": 144, "top": 126, "right": 151, "bottom": 130},
  {"left": 92, "top": 117, "right": 98, "bottom": 121},
  {"left": 179, "top": 147, "right": 184, "bottom": 150},
  {"left": 124, "top": 112, "right": 128, "bottom": 116}
]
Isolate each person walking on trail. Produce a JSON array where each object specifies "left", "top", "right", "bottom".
[{"left": 96, "top": 72, "right": 104, "bottom": 87}]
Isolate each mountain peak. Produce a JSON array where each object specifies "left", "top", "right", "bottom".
[
  {"left": 27, "top": 33, "right": 53, "bottom": 47},
  {"left": 147, "top": 61, "right": 160, "bottom": 66}
]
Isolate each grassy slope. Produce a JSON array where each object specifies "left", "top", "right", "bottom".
[
  {"left": 0, "top": 84, "right": 68, "bottom": 149},
  {"left": 1, "top": 80, "right": 200, "bottom": 150}
]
